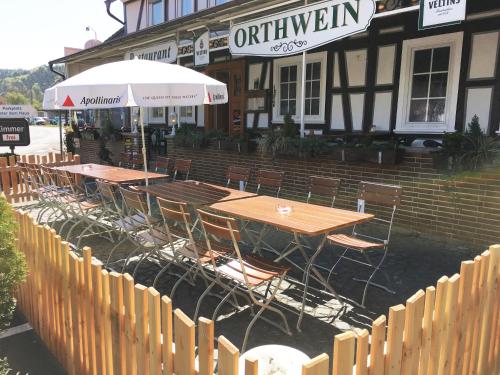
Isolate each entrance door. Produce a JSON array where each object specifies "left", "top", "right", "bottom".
[{"left": 205, "top": 59, "right": 246, "bottom": 136}]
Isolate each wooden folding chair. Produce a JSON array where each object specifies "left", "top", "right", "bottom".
[
  {"left": 226, "top": 166, "right": 251, "bottom": 191},
  {"left": 307, "top": 176, "right": 341, "bottom": 207},
  {"left": 197, "top": 209, "right": 292, "bottom": 352},
  {"left": 255, "top": 169, "right": 284, "bottom": 197},
  {"left": 154, "top": 156, "right": 173, "bottom": 174},
  {"left": 173, "top": 159, "right": 192, "bottom": 181},
  {"left": 326, "top": 181, "right": 402, "bottom": 307}
]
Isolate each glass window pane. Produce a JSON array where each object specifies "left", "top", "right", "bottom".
[
  {"left": 281, "top": 67, "right": 288, "bottom": 82},
  {"left": 409, "top": 99, "right": 428, "bottom": 122},
  {"left": 151, "top": 1, "right": 163, "bottom": 25},
  {"left": 311, "top": 81, "right": 320, "bottom": 98},
  {"left": 428, "top": 99, "right": 446, "bottom": 122},
  {"left": 182, "top": 0, "right": 192, "bottom": 15},
  {"left": 280, "top": 102, "right": 288, "bottom": 116},
  {"left": 312, "top": 62, "right": 321, "bottom": 79},
  {"left": 305, "top": 99, "right": 310, "bottom": 115},
  {"left": 289, "top": 100, "right": 296, "bottom": 115},
  {"left": 432, "top": 47, "right": 450, "bottom": 71},
  {"left": 411, "top": 74, "right": 430, "bottom": 98},
  {"left": 289, "top": 83, "right": 297, "bottom": 99},
  {"left": 290, "top": 66, "right": 297, "bottom": 82},
  {"left": 306, "top": 64, "right": 312, "bottom": 80},
  {"left": 311, "top": 99, "right": 320, "bottom": 115},
  {"left": 280, "top": 84, "right": 288, "bottom": 99},
  {"left": 429, "top": 73, "right": 448, "bottom": 97},
  {"left": 413, "top": 49, "right": 432, "bottom": 73},
  {"left": 306, "top": 82, "right": 312, "bottom": 98}
]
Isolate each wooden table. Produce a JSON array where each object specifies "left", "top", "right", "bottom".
[
  {"left": 53, "top": 163, "right": 168, "bottom": 183},
  {"left": 209, "top": 195, "right": 373, "bottom": 330},
  {"left": 137, "top": 180, "right": 257, "bottom": 207}
]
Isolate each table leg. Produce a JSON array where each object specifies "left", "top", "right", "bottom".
[{"left": 297, "top": 235, "right": 342, "bottom": 332}]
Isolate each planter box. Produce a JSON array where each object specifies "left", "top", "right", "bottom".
[
  {"left": 365, "top": 149, "right": 405, "bottom": 165},
  {"left": 236, "top": 140, "right": 257, "bottom": 153}
]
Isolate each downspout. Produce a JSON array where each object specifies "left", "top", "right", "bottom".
[
  {"left": 48, "top": 62, "right": 66, "bottom": 154},
  {"left": 104, "top": 0, "right": 125, "bottom": 25}
]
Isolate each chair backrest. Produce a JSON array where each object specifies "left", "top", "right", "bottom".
[
  {"left": 96, "top": 180, "right": 117, "bottom": 201},
  {"left": 130, "top": 155, "right": 144, "bottom": 168},
  {"left": 197, "top": 209, "right": 241, "bottom": 242},
  {"left": 357, "top": 181, "right": 402, "bottom": 209},
  {"left": 119, "top": 187, "right": 148, "bottom": 213},
  {"left": 256, "top": 169, "right": 284, "bottom": 196},
  {"left": 173, "top": 159, "right": 192, "bottom": 181},
  {"left": 157, "top": 197, "right": 192, "bottom": 225},
  {"left": 155, "top": 156, "right": 173, "bottom": 172},
  {"left": 226, "top": 166, "right": 251, "bottom": 189},
  {"left": 308, "top": 176, "right": 341, "bottom": 207}
]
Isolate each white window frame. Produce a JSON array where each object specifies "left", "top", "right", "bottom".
[
  {"left": 395, "top": 32, "right": 463, "bottom": 134},
  {"left": 148, "top": 107, "right": 165, "bottom": 124},
  {"left": 272, "top": 51, "right": 327, "bottom": 124},
  {"left": 148, "top": 0, "right": 164, "bottom": 26}
]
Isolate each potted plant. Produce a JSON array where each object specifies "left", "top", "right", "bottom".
[
  {"left": 207, "top": 129, "right": 228, "bottom": 150},
  {"left": 259, "top": 115, "right": 299, "bottom": 158},
  {"left": 190, "top": 130, "right": 208, "bottom": 149},
  {"left": 299, "top": 136, "right": 330, "bottom": 159}
]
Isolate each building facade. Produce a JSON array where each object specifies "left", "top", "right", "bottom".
[{"left": 51, "top": 0, "right": 500, "bottom": 138}]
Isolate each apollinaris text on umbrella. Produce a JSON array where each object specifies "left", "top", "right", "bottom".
[{"left": 80, "top": 96, "right": 121, "bottom": 106}]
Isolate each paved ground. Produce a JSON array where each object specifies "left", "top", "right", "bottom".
[
  {"left": 24, "top": 201, "right": 481, "bottom": 361},
  {"left": 0, "top": 125, "right": 62, "bottom": 155}
]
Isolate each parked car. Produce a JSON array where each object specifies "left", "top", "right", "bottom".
[{"left": 32, "top": 117, "right": 48, "bottom": 125}]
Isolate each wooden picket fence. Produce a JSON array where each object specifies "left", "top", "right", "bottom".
[
  {"left": 12, "top": 208, "right": 500, "bottom": 375},
  {"left": 0, "top": 152, "right": 80, "bottom": 203}
]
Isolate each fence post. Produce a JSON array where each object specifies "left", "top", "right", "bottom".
[
  {"left": 369, "top": 315, "right": 386, "bottom": 375},
  {"left": 355, "top": 329, "right": 369, "bottom": 375},
  {"left": 148, "top": 287, "right": 162, "bottom": 375},
  {"left": 332, "top": 332, "right": 355, "bottom": 375},
  {"left": 91, "top": 262, "right": 106, "bottom": 375},
  {"left": 438, "top": 274, "right": 460, "bottom": 374},
  {"left": 123, "top": 274, "right": 137, "bottom": 375},
  {"left": 135, "top": 284, "right": 150, "bottom": 375},
  {"left": 401, "top": 290, "right": 425, "bottom": 375},
  {"left": 303, "top": 354, "right": 329, "bottom": 375},
  {"left": 83, "top": 247, "right": 97, "bottom": 375},
  {"left": 218, "top": 335, "right": 239, "bottom": 375},
  {"left": 478, "top": 245, "right": 500, "bottom": 374},
  {"left": 161, "top": 296, "right": 173, "bottom": 375},
  {"left": 428, "top": 276, "right": 448, "bottom": 375},
  {"left": 198, "top": 317, "right": 214, "bottom": 375},
  {"left": 110, "top": 272, "right": 126, "bottom": 375},
  {"left": 102, "top": 270, "right": 114, "bottom": 375},
  {"left": 384, "top": 305, "right": 405, "bottom": 375},
  {"left": 174, "top": 309, "right": 195, "bottom": 375}
]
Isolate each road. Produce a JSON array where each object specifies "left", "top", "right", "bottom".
[{"left": 0, "top": 125, "right": 63, "bottom": 155}]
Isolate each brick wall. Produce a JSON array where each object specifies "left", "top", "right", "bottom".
[{"left": 166, "top": 139, "right": 500, "bottom": 247}]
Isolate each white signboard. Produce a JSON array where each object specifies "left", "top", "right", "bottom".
[
  {"left": 194, "top": 31, "right": 210, "bottom": 66},
  {"left": 125, "top": 40, "right": 178, "bottom": 63},
  {"left": 0, "top": 105, "right": 37, "bottom": 118},
  {"left": 419, "top": 0, "right": 466, "bottom": 30},
  {"left": 229, "top": 0, "right": 376, "bottom": 57}
]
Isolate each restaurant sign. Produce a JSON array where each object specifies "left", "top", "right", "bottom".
[
  {"left": 125, "top": 40, "right": 178, "bottom": 63},
  {"left": 229, "top": 0, "right": 376, "bottom": 56},
  {"left": 0, "top": 105, "right": 37, "bottom": 118},
  {"left": 0, "top": 118, "right": 30, "bottom": 147},
  {"left": 419, "top": 0, "right": 466, "bottom": 30},
  {"left": 194, "top": 31, "right": 210, "bottom": 67}
]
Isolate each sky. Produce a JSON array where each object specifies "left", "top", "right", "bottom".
[{"left": 0, "top": 0, "right": 124, "bottom": 70}]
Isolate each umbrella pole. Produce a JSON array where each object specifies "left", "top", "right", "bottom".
[{"left": 139, "top": 107, "right": 151, "bottom": 214}]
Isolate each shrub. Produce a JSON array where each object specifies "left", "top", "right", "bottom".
[
  {"left": 0, "top": 357, "right": 12, "bottom": 375},
  {"left": 0, "top": 195, "right": 26, "bottom": 330}
]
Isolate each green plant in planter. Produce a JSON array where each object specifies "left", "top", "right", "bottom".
[
  {"left": 190, "top": 131, "right": 208, "bottom": 149},
  {"left": 259, "top": 115, "right": 299, "bottom": 158},
  {"left": 0, "top": 195, "right": 26, "bottom": 330},
  {"left": 207, "top": 129, "right": 228, "bottom": 149},
  {"left": 173, "top": 124, "right": 192, "bottom": 147},
  {"left": 460, "top": 115, "right": 499, "bottom": 170},
  {"left": 299, "top": 137, "right": 330, "bottom": 158}
]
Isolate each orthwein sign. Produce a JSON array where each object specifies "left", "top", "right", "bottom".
[{"left": 229, "top": 0, "right": 376, "bottom": 56}]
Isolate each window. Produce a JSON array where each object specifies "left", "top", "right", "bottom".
[
  {"left": 181, "top": 0, "right": 193, "bottom": 16},
  {"left": 408, "top": 47, "right": 450, "bottom": 123},
  {"left": 180, "top": 106, "right": 195, "bottom": 123},
  {"left": 215, "top": 0, "right": 229, "bottom": 5},
  {"left": 148, "top": 107, "right": 165, "bottom": 123},
  {"left": 149, "top": 0, "right": 163, "bottom": 26},
  {"left": 273, "top": 52, "right": 327, "bottom": 123},
  {"left": 396, "top": 32, "right": 463, "bottom": 134},
  {"left": 279, "top": 66, "right": 297, "bottom": 116}
]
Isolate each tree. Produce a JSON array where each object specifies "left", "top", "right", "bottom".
[{"left": 4, "top": 91, "right": 29, "bottom": 105}]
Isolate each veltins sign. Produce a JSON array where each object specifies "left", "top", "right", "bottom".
[
  {"left": 194, "top": 31, "right": 210, "bottom": 66},
  {"left": 0, "top": 105, "right": 37, "bottom": 118},
  {"left": 0, "top": 118, "right": 30, "bottom": 147},
  {"left": 229, "top": 0, "right": 376, "bottom": 57},
  {"left": 125, "top": 40, "right": 178, "bottom": 63},
  {"left": 419, "top": 0, "right": 466, "bottom": 30}
]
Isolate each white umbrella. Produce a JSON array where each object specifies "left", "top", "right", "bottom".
[{"left": 43, "top": 58, "right": 228, "bottom": 192}]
